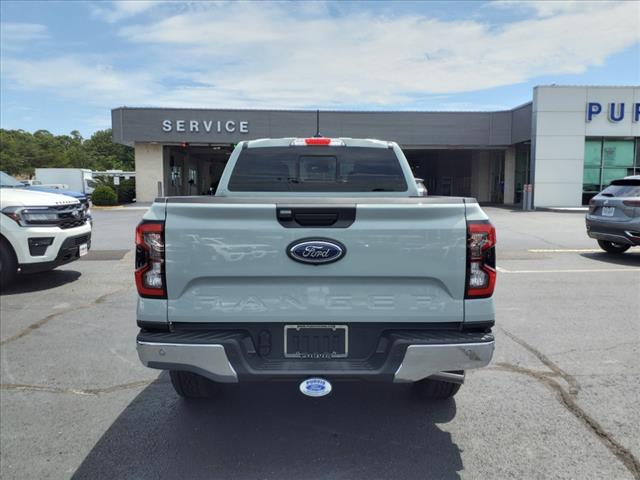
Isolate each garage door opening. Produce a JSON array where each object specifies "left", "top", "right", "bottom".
[
  {"left": 164, "top": 145, "right": 233, "bottom": 196},
  {"left": 404, "top": 149, "right": 505, "bottom": 204}
]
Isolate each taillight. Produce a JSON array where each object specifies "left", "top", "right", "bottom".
[
  {"left": 135, "top": 222, "right": 166, "bottom": 298},
  {"left": 305, "top": 137, "right": 331, "bottom": 145},
  {"left": 466, "top": 222, "right": 496, "bottom": 298},
  {"left": 622, "top": 200, "right": 640, "bottom": 207}
]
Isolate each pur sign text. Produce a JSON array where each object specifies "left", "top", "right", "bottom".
[{"left": 586, "top": 102, "right": 640, "bottom": 123}]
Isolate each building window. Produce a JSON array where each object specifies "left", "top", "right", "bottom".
[{"left": 582, "top": 138, "right": 638, "bottom": 204}]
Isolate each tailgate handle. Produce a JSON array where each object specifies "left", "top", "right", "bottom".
[
  {"left": 277, "top": 206, "right": 356, "bottom": 228},
  {"left": 295, "top": 213, "right": 338, "bottom": 226}
]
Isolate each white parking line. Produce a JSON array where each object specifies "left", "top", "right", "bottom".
[
  {"left": 527, "top": 249, "right": 601, "bottom": 253},
  {"left": 497, "top": 266, "right": 639, "bottom": 274}
]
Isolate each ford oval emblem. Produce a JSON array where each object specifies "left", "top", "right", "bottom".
[
  {"left": 287, "top": 239, "right": 346, "bottom": 265},
  {"left": 300, "top": 378, "right": 332, "bottom": 397}
]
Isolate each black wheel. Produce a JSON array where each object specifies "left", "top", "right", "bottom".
[
  {"left": 170, "top": 370, "right": 218, "bottom": 398},
  {"left": 597, "top": 240, "right": 630, "bottom": 254},
  {"left": 0, "top": 240, "right": 18, "bottom": 289},
  {"left": 413, "top": 377, "right": 462, "bottom": 400}
]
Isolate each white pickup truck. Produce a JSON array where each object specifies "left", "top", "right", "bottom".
[{"left": 135, "top": 138, "right": 496, "bottom": 400}]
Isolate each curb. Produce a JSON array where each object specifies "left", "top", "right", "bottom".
[
  {"left": 91, "top": 205, "right": 149, "bottom": 211},
  {"left": 537, "top": 207, "right": 588, "bottom": 213}
]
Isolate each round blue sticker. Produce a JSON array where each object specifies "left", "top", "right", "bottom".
[{"left": 299, "top": 378, "right": 332, "bottom": 397}]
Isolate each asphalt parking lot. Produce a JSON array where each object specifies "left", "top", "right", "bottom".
[{"left": 1, "top": 206, "right": 639, "bottom": 479}]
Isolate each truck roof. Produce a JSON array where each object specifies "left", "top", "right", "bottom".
[{"left": 244, "top": 137, "right": 393, "bottom": 149}]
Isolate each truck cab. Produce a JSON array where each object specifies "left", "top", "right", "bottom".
[{"left": 135, "top": 138, "right": 496, "bottom": 400}]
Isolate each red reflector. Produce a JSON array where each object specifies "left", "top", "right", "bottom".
[{"left": 305, "top": 138, "right": 332, "bottom": 145}]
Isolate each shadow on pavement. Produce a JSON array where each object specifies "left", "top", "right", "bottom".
[
  {"left": 580, "top": 250, "right": 640, "bottom": 266},
  {"left": 0, "top": 269, "right": 81, "bottom": 295},
  {"left": 73, "top": 374, "right": 462, "bottom": 480}
]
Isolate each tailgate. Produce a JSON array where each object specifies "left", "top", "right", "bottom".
[{"left": 165, "top": 199, "right": 467, "bottom": 324}]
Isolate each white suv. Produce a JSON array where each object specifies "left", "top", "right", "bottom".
[{"left": 1, "top": 172, "right": 92, "bottom": 286}]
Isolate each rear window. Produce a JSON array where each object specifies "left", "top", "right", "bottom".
[
  {"left": 601, "top": 180, "right": 640, "bottom": 197},
  {"left": 227, "top": 146, "right": 408, "bottom": 192}
]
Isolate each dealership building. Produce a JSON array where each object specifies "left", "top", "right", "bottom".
[{"left": 112, "top": 85, "right": 640, "bottom": 206}]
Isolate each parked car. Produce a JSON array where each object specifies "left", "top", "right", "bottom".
[
  {"left": 586, "top": 177, "right": 640, "bottom": 254},
  {"left": 134, "top": 137, "right": 496, "bottom": 401},
  {"left": 19, "top": 179, "right": 42, "bottom": 186},
  {"left": 0, "top": 172, "right": 91, "bottom": 286},
  {"left": 32, "top": 183, "right": 70, "bottom": 190},
  {"left": 27, "top": 184, "right": 92, "bottom": 224}
]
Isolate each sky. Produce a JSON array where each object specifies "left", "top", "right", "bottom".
[{"left": 1, "top": 0, "right": 638, "bottom": 137}]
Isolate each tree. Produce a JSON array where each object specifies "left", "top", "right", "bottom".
[
  {"left": 0, "top": 127, "right": 134, "bottom": 176},
  {"left": 84, "top": 129, "right": 134, "bottom": 171}
]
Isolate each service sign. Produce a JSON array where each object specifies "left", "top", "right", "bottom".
[{"left": 161, "top": 119, "right": 249, "bottom": 134}]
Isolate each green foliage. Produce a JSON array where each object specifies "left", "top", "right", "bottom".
[
  {"left": 91, "top": 185, "right": 118, "bottom": 206},
  {"left": 83, "top": 129, "right": 134, "bottom": 171},
  {"left": 94, "top": 177, "right": 136, "bottom": 204},
  {"left": 0, "top": 128, "right": 134, "bottom": 176},
  {"left": 116, "top": 178, "right": 136, "bottom": 204}
]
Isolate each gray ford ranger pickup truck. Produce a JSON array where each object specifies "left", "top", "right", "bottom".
[{"left": 135, "top": 137, "right": 496, "bottom": 399}]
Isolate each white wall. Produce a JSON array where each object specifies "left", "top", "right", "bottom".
[
  {"left": 470, "top": 151, "right": 492, "bottom": 202},
  {"left": 134, "top": 143, "right": 164, "bottom": 202},
  {"left": 532, "top": 86, "right": 640, "bottom": 207}
]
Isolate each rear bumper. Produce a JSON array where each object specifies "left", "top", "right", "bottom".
[
  {"left": 393, "top": 342, "right": 494, "bottom": 382},
  {"left": 585, "top": 217, "right": 640, "bottom": 246},
  {"left": 136, "top": 326, "right": 495, "bottom": 383},
  {"left": 137, "top": 342, "right": 238, "bottom": 383}
]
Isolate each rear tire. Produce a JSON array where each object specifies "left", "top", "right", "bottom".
[
  {"left": 413, "top": 377, "right": 462, "bottom": 400},
  {"left": 170, "top": 370, "right": 218, "bottom": 398},
  {"left": 0, "top": 240, "right": 18, "bottom": 290},
  {"left": 597, "top": 240, "right": 630, "bottom": 254}
]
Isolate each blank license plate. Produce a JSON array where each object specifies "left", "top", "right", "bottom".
[
  {"left": 284, "top": 325, "right": 348, "bottom": 359},
  {"left": 79, "top": 244, "right": 88, "bottom": 256},
  {"left": 601, "top": 207, "right": 615, "bottom": 217}
]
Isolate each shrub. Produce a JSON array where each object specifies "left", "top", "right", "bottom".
[
  {"left": 91, "top": 185, "right": 118, "bottom": 206},
  {"left": 116, "top": 178, "right": 136, "bottom": 204}
]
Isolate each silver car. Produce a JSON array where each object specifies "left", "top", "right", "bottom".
[{"left": 586, "top": 176, "right": 640, "bottom": 254}]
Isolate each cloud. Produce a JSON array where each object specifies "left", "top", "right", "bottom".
[
  {"left": 116, "top": 1, "right": 640, "bottom": 102},
  {"left": 1, "top": 1, "right": 638, "bottom": 112},
  {"left": 488, "top": 0, "right": 611, "bottom": 18},
  {"left": 90, "top": 0, "right": 158, "bottom": 23},
  {"left": 0, "top": 23, "right": 48, "bottom": 51},
  {"left": 84, "top": 114, "right": 113, "bottom": 129},
  {"left": 1, "top": 56, "right": 159, "bottom": 106}
]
